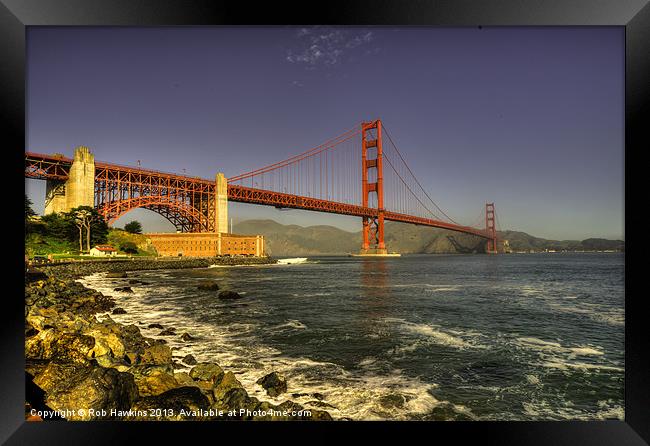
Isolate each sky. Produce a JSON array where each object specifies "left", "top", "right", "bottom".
[{"left": 25, "top": 26, "right": 624, "bottom": 240}]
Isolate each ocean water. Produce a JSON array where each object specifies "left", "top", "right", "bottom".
[{"left": 78, "top": 253, "right": 624, "bottom": 421}]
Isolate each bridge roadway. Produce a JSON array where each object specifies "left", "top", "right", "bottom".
[{"left": 25, "top": 151, "right": 493, "bottom": 240}]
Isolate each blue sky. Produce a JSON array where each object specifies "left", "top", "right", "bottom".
[{"left": 25, "top": 27, "right": 624, "bottom": 240}]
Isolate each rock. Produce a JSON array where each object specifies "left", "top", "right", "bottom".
[
  {"left": 312, "top": 392, "right": 325, "bottom": 400},
  {"left": 180, "top": 332, "right": 196, "bottom": 341},
  {"left": 213, "top": 388, "right": 258, "bottom": 414},
  {"left": 189, "top": 363, "right": 224, "bottom": 384},
  {"left": 158, "top": 328, "right": 176, "bottom": 336},
  {"left": 256, "top": 371, "right": 287, "bottom": 397},
  {"left": 147, "top": 323, "right": 164, "bottom": 329},
  {"left": 128, "top": 279, "right": 149, "bottom": 285},
  {"left": 212, "top": 372, "right": 244, "bottom": 402},
  {"left": 173, "top": 372, "right": 198, "bottom": 387},
  {"left": 218, "top": 290, "right": 243, "bottom": 300},
  {"left": 197, "top": 281, "right": 219, "bottom": 291},
  {"left": 112, "top": 308, "right": 127, "bottom": 315},
  {"left": 35, "top": 362, "right": 138, "bottom": 420},
  {"left": 128, "top": 387, "right": 211, "bottom": 421},
  {"left": 113, "top": 287, "right": 133, "bottom": 293},
  {"left": 182, "top": 354, "right": 198, "bottom": 365},
  {"left": 133, "top": 369, "right": 179, "bottom": 397},
  {"left": 140, "top": 342, "right": 172, "bottom": 365},
  {"left": 106, "top": 272, "right": 127, "bottom": 278},
  {"left": 25, "top": 329, "right": 95, "bottom": 365}
]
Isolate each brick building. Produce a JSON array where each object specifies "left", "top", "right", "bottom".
[{"left": 146, "top": 232, "right": 264, "bottom": 257}]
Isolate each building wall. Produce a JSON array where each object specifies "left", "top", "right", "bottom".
[{"left": 146, "top": 232, "right": 264, "bottom": 257}]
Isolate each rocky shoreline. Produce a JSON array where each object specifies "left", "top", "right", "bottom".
[{"left": 25, "top": 259, "right": 334, "bottom": 421}]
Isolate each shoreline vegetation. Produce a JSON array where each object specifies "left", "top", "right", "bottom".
[{"left": 25, "top": 256, "right": 335, "bottom": 421}]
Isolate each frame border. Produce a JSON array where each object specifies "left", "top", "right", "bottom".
[{"left": 2, "top": 0, "right": 648, "bottom": 443}]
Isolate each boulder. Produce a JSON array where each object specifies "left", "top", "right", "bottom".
[
  {"left": 212, "top": 371, "right": 244, "bottom": 402},
  {"left": 173, "top": 372, "right": 199, "bottom": 387},
  {"left": 113, "top": 287, "right": 133, "bottom": 293},
  {"left": 35, "top": 362, "right": 138, "bottom": 420},
  {"left": 158, "top": 328, "right": 176, "bottom": 336},
  {"left": 182, "top": 354, "right": 198, "bottom": 365},
  {"left": 112, "top": 308, "right": 127, "bottom": 315},
  {"left": 197, "top": 281, "right": 219, "bottom": 291},
  {"left": 140, "top": 341, "right": 172, "bottom": 365},
  {"left": 256, "top": 371, "right": 287, "bottom": 397},
  {"left": 132, "top": 369, "right": 179, "bottom": 397},
  {"left": 127, "top": 386, "right": 210, "bottom": 421},
  {"left": 147, "top": 323, "right": 164, "bottom": 329},
  {"left": 180, "top": 332, "right": 196, "bottom": 341},
  {"left": 25, "top": 329, "right": 95, "bottom": 365},
  {"left": 189, "top": 363, "right": 224, "bottom": 384},
  {"left": 213, "top": 388, "right": 259, "bottom": 414},
  {"left": 218, "top": 290, "right": 243, "bottom": 300}
]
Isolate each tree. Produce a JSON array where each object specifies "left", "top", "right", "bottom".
[
  {"left": 25, "top": 195, "right": 36, "bottom": 219},
  {"left": 73, "top": 209, "right": 92, "bottom": 253},
  {"left": 64, "top": 206, "right": 109, "bottom": 252},
  {"left": 124, "top": 220, "right": 143, "bottom": 234}
]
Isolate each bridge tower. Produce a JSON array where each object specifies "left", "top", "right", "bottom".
[
  {"left": 214, "top": 172, "right": 229, "bottom": 234},
  {"left": 485, "top": 202, "right": 498, "bottom": 254},
  {"left": 361, "top": 119, "right": 387, "bottom": 255},
  {"left": 44, "top": 146, "right": 95, "bottom": 215}
]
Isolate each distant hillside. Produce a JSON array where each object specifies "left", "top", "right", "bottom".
[{"left": 234, "top": 219, "right": 624, "bottom": 256}]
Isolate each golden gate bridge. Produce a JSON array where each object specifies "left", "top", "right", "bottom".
[{"left": 25, "top": 119, "right": 500, "bottom": 254}]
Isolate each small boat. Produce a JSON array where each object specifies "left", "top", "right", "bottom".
[{"left": 277, "top": 257, "right": 308, "bottom": 264}]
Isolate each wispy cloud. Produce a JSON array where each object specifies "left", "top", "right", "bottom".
[{"left": 286, "top": 27, "right": 374, "bottom": 68}]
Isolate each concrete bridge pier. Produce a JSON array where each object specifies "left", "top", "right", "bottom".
[
  {"left": 44, "top": 146, "right": 95, "bottom": 215},
  {"left": 215, "top": 172, "right": 228, "bottom": 234}
]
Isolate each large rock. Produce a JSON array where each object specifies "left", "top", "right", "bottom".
[
  {"left": 189, "top": 363, "right": 224, "bottom": 384},
  {"left": 133, "top": 369, "right": 178, "bottom": 397},
  {"left": 182, "top": 354, "right": 197, "bottom": 365},
  {"left": 218, "top": 290, "right": 243, "bottom": 300},
  {"left": 25, "top": 329, "right": 95, "bottom": 365},
  {"left": 128, "top": 386, "right": 210, "bottom": 421},
  {"left": 212, "top": 371, "right": 244, "bottom": 402},
  {"left": 256, "top": 371, "right": 287, "bottom": 397},
  {"left": 174, "top": 372, "right": 199, "bottom": 387},
  {"left": 34, "top": 362, "right": 138, "bottom": 420},
  {"left": 212, "top": 388, "right": 259, "bottom": 415}
]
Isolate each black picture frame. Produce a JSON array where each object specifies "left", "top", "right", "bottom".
[{"left": 3, "top": 0, "right": 647, "bottom": 444}]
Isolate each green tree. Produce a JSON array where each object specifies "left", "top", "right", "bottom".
[
  {"left": 64, "top": 206, "right": 109, "bottom": 252},
  {"left": 124, "top": 220, "right": 143, "bottom": 234},
  {"left": 25, "top": 195, "right": 36, "bottom": 219}
]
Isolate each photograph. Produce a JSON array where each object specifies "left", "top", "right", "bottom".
[{"left": 21, "top": 25, "right": 628, "bottom": 424}]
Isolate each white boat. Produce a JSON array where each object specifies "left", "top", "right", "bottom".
[{"left": 277, "top": 257, "right": 308, "bottom": 264}]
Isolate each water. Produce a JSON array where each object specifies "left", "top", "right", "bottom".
[{"left": 78, "top": 253, "right": 624, "bottom": 421}]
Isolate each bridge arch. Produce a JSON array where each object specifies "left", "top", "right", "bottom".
[{"left": 99, "top": 196, "right": 205, "bottom": 232}]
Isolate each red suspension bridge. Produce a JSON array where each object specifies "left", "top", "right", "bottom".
[{"left": 25, "top": 119, "right": 500, "bottom": 254}]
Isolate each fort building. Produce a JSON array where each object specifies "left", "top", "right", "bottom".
[{"left": 146, "top": 232, "right": 265, "bottom": 257}]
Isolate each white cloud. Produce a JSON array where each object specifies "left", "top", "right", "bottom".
[{"left": 285, "top": 27, "right": 375, "bottom": 68}]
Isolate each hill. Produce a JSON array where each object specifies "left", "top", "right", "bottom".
[{"left": 233, "top": 219, "right": 624, "bottom": 256}]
